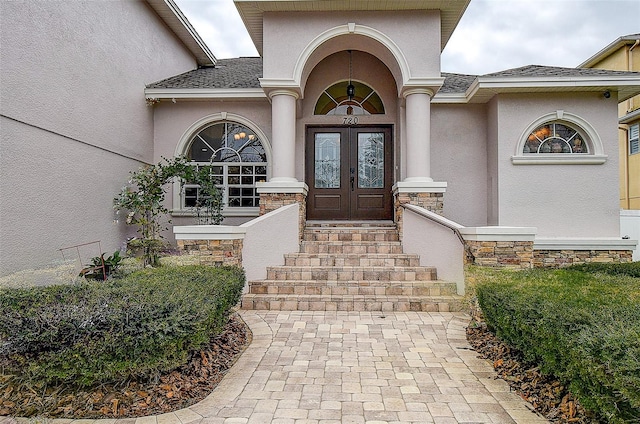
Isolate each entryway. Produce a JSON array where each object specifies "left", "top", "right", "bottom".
[{"left": 306, "top": 126, "right": 393, "bottom": 220}]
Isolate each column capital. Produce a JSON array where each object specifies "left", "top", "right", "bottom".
[
  {"left": 268, "top": 89, "right": 300, "bottom": 100},
  {"left": 402, "top": 87, "right": 435, "bottom": 98}
]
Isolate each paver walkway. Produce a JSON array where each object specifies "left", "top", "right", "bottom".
[{"left": 3, "top": 311, "right": 548, "bottom": 424}]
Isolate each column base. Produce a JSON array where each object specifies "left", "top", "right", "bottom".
[{"left": 393, "top": 181, "right": 447, "bottom": 238}]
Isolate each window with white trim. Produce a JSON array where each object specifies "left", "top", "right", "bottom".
[
  {"left": 183, "top": 121, "right": 267, "bottom": 209},
  {"left": 630, "top": 124, "right": 639, "bottom": 155},
  {"left": 512, "top": 111, "right": 607, "bottom": 165}
]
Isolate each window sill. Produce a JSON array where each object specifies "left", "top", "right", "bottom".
[
  {"left": 511, "top": 154, "right": 607, "bottom": 165},
  {"left": 171, "top": 207, "right": 260, "bottom": 217}
]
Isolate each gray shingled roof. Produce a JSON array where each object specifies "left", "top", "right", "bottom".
[
  {"left": 146, "top": 57, "right": 262, "bottom": 89},
  {"left": 440, "top": 72, "right": 477, "bottom": 93},
  {"left": 484, "top": 64, "right": 640, "bottom": 78},
  {"left": 147, "top": 60, "right": 638, "bottom": 94}
]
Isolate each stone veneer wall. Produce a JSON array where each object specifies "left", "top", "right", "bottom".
[
  {"left": 533, "top": 250, "right": 633, "bottom": 267},
  {"left": 464, "top": 240, "right": 534, "bottom": 269},
  {"left": 259, "top": 192, "right": 306, "bottom": 236},
  {"left": 394, "top": 192, "right": 444, "bottom": 239},
  {"left": 176, "top": 239, "right": 243, "bottom": 267}
]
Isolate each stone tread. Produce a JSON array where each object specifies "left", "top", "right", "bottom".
[
  {"left": 241, "top": 293, "right": 464, "bottom": 312},
  {"left": 283, "top": 252, "right": 421, "bottom": 266},
  {"left": 248, "top": 279, "right": 457, "bottom": 296},
  {"left": 266, "top": 265, "right": 437, "bottom": 281}
]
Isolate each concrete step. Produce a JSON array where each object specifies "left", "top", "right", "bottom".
[
  {"left": 248, "top": 279, "right": 457, "bottom": 296},
  {"left": 265, "top": 266, "right": 437, "bottom": 281},
  {"left": 284, "top": 252, "right": 421, "bottom": 267},
  {"left": 299, "top": 241, "right": 404, "bottom": 254},
  {"left": 241, "top": 293, "right": 465, "bottom": 312}
]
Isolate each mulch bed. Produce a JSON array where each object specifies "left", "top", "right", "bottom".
[
  {"left": 0, "top": 313, "right": 251, "bottom": 419},
  {"left": 466, "top": 320, "right": 599, "bottom": 423},
  {"left": 2, "top": 312, "right": 599, "bottom": 422}
]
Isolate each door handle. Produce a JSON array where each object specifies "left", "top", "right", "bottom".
[{"left": 350, "top": 176, "right": 355, "bottom": 191}]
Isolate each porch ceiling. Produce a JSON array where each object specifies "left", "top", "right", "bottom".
[{"left": 234, "top": 0, "right": 470, "bottom": 55}]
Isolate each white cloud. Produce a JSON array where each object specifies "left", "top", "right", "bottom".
[{"left": 175, "top": 0, "right": 640, "bottom": 74}]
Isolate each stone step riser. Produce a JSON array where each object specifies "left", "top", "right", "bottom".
[
  {"left": 248, "top": 284, "right": 457, "bottom": 297},
  {"left": 266, "top": 268, "right": 437, "bottom": 281},
  {"left": 300, "top": 243, "right": 404, "bottom": 254},
  {"left": 303, "top": 232, "right": 399, "bottom": 242},
  {"left": 241, "top": 295, "right": 463, "bottom": 312},
  {"left": 283, "top": 256, "right": 421, "bottom": 267}
]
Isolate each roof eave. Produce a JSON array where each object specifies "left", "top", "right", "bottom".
[
  {"left": 146, "top": 0, "right": 217, "bottom": 66},
  {"left": 435, "top": 76, "right": 640, "bottom": 104},
  {"left": 234, "top": 0, "right": 471, "bottom": 56},
  {"left": 620, "top": 108, "right": 640, "bottom": 125},
  {"left": 144, "top": 88, "right": 267, "bottom": 100},
  {"left": 579, "top": 35, "right": 640, "bottom": 68}
]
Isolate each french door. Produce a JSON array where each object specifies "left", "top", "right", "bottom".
[{"left": 306, "top": 126, "right": 393, "bottom": 220}]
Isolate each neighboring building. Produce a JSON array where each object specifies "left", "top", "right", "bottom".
[
  {"left": 0, "top": 0, "right": 214, "bottom": 275},
  {"left": 2, "top": 0, "right": 640, "bottom": 277},
  {"left": 580, "top": 34, "right": 640, "bottom": 210}
]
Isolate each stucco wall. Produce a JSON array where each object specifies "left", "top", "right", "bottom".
[
  {"left": 431, "top": 104, "right": 488, "bottom": 226},
  {"left": 494, "top": 93, "right": 620, "bottom": 237},
  {"left": 262, "top": 10, "right": 441, "bottom": 84},
  {"left": 151, "top": 100, "right": 272, "bottom": 239},
  {"left": 486, "top": 99, "right": 500, "bottom": 225},
  {"left": 0, "top": 0, "right": 197, "bottom": 275}
]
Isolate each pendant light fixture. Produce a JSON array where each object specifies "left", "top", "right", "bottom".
[{"left": 346, "top": 50, "right": 355, "bottom": 99}]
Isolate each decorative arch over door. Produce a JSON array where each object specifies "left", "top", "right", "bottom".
[{"left": 314, "top": 80, "right": 385, "bottom": 116}]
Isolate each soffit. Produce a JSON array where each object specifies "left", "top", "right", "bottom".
[
  {"left": 146, "top": 0, "right": 216, "bottom": 66},
  {"left": 234, "top": 0, "right": 470, "bottom": 55}
]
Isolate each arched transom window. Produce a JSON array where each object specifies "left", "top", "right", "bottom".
[
  {"left": 523, "top": 122, "right": 589, "bottom": 154},
  {"left": 314, "top": 81, "right": 385, "bottom": 116},
  {"left": 184, "top": 121, "right": 267, "bottom": 209}
]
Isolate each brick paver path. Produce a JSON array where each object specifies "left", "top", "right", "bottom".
[{"left": 4, "top": 311, "right": 548, "bottom": 424}]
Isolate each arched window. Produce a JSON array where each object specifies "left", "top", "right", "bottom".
[
  {"left": 314, "top": 81, "right": 385, "bottom": 115},
  {"left": 512, "top": 111, "right": 607, "bottom": 165},
  {"left": 184, "top": 121, "right": 267, "bottom": 209},
  {"left": 523, "top": 122, "right": 588, "bottom": 154}
]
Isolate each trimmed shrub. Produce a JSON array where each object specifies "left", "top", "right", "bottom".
[
  {"left": 475, "top": 267, "right": 640, "bottom": 423},
  {"left": 0, "top": 265, "right": 244, "bottom": 387},
  {"left": 569, "top": 261, "right": 640, "bottom": 278}
]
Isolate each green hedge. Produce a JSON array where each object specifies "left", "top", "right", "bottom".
[
  {"left": 0, "top": 265, "right": 245, "bottom": 387},
  {"left": 569, "top": 261, "right": 640, "bottom": 278},
  {"left": 475, "top": 267, "right": 640, "bottom": 423}
]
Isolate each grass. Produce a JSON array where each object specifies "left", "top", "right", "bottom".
[{"left": 469, "top": 263, "right": 640, "bottom": 423}]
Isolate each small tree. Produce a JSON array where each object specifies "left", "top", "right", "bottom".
[
  {"left": 114, "top": 157, "right": 222, "bottom": 267},
  {"left": 190, "top": 165, "right": 224, "bottom": 226}
]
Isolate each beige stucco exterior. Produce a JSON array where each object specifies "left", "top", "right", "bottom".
[
  {"left": 2, "top": 0, "right": 638, "bottom": 276},
  {"left": 0, "top": 0, "right": 202, "bottom": 275}
]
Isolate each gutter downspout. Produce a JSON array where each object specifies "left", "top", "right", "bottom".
[
  {"left": 628, "top": 40, "right": 639, "bottom": 112},
  {"left": 620, "top": 125, "right": 630, "bottom": 209}
]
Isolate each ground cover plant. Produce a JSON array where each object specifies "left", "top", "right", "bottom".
[
  {"left": 0, "top": 265, "right": 244, "bottom": 390},
  {"left": 474, "top": 263, "right": 640, "bottom": 423}
]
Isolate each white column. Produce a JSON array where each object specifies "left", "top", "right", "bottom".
[
  {"left": 270, "top": 90, "right": 298, "bottom": 182},
  {"left": 404, "top": 88, "right": 433, "bottom": 182}
]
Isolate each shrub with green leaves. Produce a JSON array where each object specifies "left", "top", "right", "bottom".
[
  {"left": 474, "top": 266, "right": 640, "bottom": 423},
  {"left": 0, "top": 265, "right": 245, "bottom": 387}
]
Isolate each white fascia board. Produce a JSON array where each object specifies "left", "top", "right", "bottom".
[
  {"left": 432, "top": 93, "right": 468, "bottom": 104},
  {"left": 144, "top": 88, "right": 267, "bottom": 100},
  {"left": 534, "top": 237, "right": 638, "bottom": 251},
  {"left": 466, "top": 76, "right": 640, "bottom": 101},
  {"left": 620, "top": 108, "right": 640, "bottom": 124}
]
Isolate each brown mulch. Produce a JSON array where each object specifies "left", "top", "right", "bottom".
[
  {"left": 466, "top": 320, "right": 599, "bottom": 423},
  {"left": 0, "top": 313, "right": 251, "bottom": 419}
]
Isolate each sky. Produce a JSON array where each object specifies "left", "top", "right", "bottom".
[{"left": 174, "top": 0, "right": 640, "bottom": 75}]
